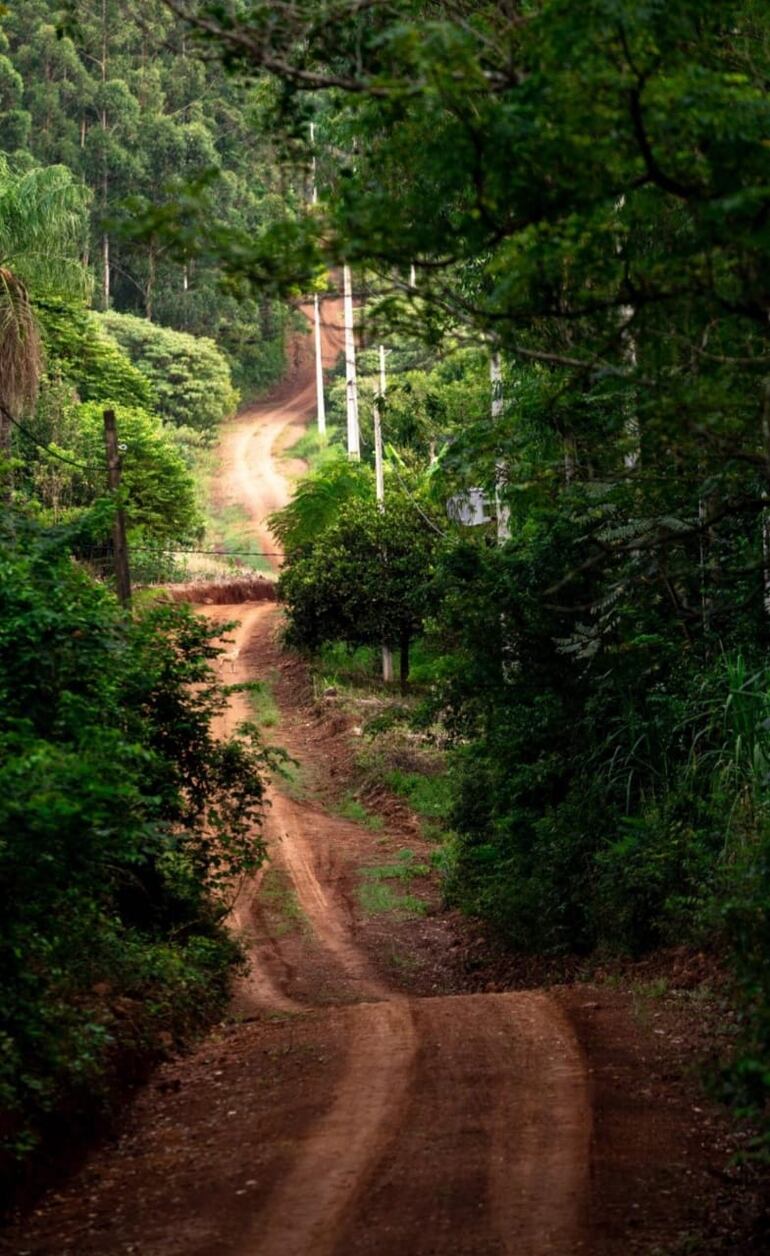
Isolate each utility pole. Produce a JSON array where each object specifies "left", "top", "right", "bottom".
[
  {"left": 102, "top": 409, "right": 131, "bottom": 607},
  {"left": 491, "top": 352, "right": 511, "bottom": 542},
  {"left": 310, "top": 123, "right": 326, "bottom": 435},
  {"left": 375, "top": 346, "right": 394, "bottom": 683},
  {"left": 343, "top": 263, "right": 360, "bottom": 459}
]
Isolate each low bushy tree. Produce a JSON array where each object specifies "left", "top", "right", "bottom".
[
  {"left": 278, "top": 491, "right": 442, "bottom": 688},
  {"left": 100, "top": 310, "right": 239, "bottom": 438}
]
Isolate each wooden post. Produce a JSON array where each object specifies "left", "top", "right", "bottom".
[{"left": 103, "top": 409, "right": 131, "bottom": 606}]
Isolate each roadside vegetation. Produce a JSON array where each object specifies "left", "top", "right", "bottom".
[
  {"left": 5, "top": 0, "right": 770, "bottom": 1209},
  {"left": 0, "top": 3, "right": 292, "bottom": 1184},
  {"left": 0, "top": 521, "right": 277, "bottom": 1183},
  {"left": 224, "top": 0, "right": 770, "bottom": 1148}
]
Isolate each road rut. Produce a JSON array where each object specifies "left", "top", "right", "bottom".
[{"left": 205, "top": 297, "right": 593, "bottom": 1255}]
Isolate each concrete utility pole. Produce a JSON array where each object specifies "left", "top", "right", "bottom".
[
  {"left": 343, "top": 264, "right": 360, "bottom": 459},
  {"left": 491, "top": 352, "right": 511, "bottom": 542},
  {"left": 375, "top": 345, "right": 394, "bottom": 683},
  {"left": 102, "top": 409, "right": 131, "bottom": 606},
  {"left": 310, "top": 123, "right": 326, "bottom": 435}
]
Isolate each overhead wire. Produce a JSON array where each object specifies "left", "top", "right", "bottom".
[{"left": 0, "top": 400, "right": 95, "bottom": 472}]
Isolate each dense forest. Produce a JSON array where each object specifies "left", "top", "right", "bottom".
[
  {"left": 3, "top": 0, "right": 770, "bottom": 1241},
  {"left": 230, "top": 0, "right": 770, "bottom": 1134}
]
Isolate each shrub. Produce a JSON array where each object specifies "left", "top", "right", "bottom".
[
  {"left": 20, "top": 397, "right": 201, "bottom": 544},
  {"left": 0, "top": 517, "right": 275, "bottom": 1176},
  {"left": 72, "top": 400, "right": 202, "bottom": 542},
  {"left": 100, "top": 311, "right": 239, "bottom": 437},
  {"left": 36, "top": 297, "right": 152, "bottom": 409}
]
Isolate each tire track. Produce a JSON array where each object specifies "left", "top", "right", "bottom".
[
  {"left": 237, "top": 999, "right": 417, "bottom": 1256},
  {"left": 208, "top": 295, "right": 593, "bottom": 1256},
  {"left": 333, "top": 993, "right": 590, "bottom": 1256}
]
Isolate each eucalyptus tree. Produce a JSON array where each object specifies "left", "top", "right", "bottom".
[{"left": 1, "top": 0, "right": 292, "bottom": 392}]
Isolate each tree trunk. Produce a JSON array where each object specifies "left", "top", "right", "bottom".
[
  {"left": 0, "top": 408, "right": 11, "bottom": 503},
  {"left": 102, "top": 231, "right": 110, "bottom": 310},
  {"left": 100, "top": 3, "right": 110, "bottom": 311},
  {"left": 343, "top": 264, "right": 360, "bottom": 458},
  {"left": 490, "top": 351, "right": 510, "bottom": 541},
  {"left": 313, "top": 293, "right": 326, "bottom": 433}
]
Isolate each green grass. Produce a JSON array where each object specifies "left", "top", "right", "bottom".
[
  {"left": 259, "top": 867, "right": 305, "bottom": 937},
  {"left": 205, "top": 503, "right": 273, "bottom": 574},
  {"left": 358, "top": 849, "right": 430, "bottom": 917},
  {"left": 385, "top": 768, "right": 452, "bottom": 821},
  {"left": 337, "top": 793, "right": 385, "bottom": 831},
  {"left": 316, "top": 642, "right": 380, "bottom": 692},
  {"left": 190, "top": 445, "right": 273, "bottom": 575},
  {"left": 249, "top": 676, "right": 280, "bottom": 729},
  {"left": 283, "top": 424, "right": 343, "bottom": 475}
]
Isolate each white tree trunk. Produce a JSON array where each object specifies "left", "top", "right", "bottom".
[
  {"left": 343, "top": 264, "right": 360, "bottom": 459},
  {"left": 619, "top": 303, "right": 640, "bottom": 471},
  {"left": 374, "top": 398, "right": 385, "bottom": 507},
  {"left": 491, "top": 352, "right": 510, "bottom": 541}
]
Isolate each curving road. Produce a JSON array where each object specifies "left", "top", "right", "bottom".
[
  {"left": 0, "top": 295, "right": 594, "bottom": 1256},
  {"left": 212, "top": 298, "right": 593, "bottom": 1256}
]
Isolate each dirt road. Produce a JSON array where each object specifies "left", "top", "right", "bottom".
[
  {"left": 205, "top": 307, "right": 592, "bottom": 1253},
  {"left": 215, "top": 297, "right": 590, "bottom": 1255},
  {"left": 3, "top": 296, "right": 732, "bottom": 1256},
  {"left": 215, "top": 296, "right": 345, "bottom": 572}
]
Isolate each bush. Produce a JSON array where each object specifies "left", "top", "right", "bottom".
[
  {"left": 0, "top": 518, "right": 274, "bottom": 1176},
  {"left": 100, "top": 311, "right": 239, "bottom": 437},
  {"left": 18, "top": 397, "right": 201, "bottom": 544},
  {"left": 36, "top": 297, "right": 152, "bottom": 409},
  {"left": 72, "top": 400, "right": 202, "bottom": 542},
  {"left": 278, "top": 492, "right": 442, "bottom": 685}
]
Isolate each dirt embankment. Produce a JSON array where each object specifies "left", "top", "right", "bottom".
[{"left": 2, "top": 293, "right": 764, "bottom": 1256}]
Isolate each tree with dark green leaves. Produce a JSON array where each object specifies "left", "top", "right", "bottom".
[
  {"left": 278, "top": 487, "right": 442, "bottom": 689},
  {"left": 0, "top": 154, "right": 90, "bottom": 454},
  {"left": 0, "top": 513, "right": 275, "bottom": 1177},
  {"left": 171, "top": 0, "right": 770, "bottom": 1131}
]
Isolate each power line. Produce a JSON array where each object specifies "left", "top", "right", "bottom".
[{"left": 0, "top": 401, "right": 94, "bottom": 472}]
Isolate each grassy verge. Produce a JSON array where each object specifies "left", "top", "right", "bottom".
[
  {"left": 259, "top": 867, "right": 306, "bottom": 938},
  {"left": 249, "top": 676, "right": 280, "bottom": 729},
  {"left": 383, "top": 768, "right": 453, "bottom": 842},
  {"left": 336, "top": 792, "right": 385, "bottom": 831},
  {"left": 303, "top": 635, "right": 456, "bottom": 861},
  {"left": 186, "top": 442, "right": 273, "bottom": 579},
  {"left": 358, "top": 849, "right": 431, "bottom": 917},
  {"left": 282, "top": 423, "right": 342, "bottom": 476}
]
